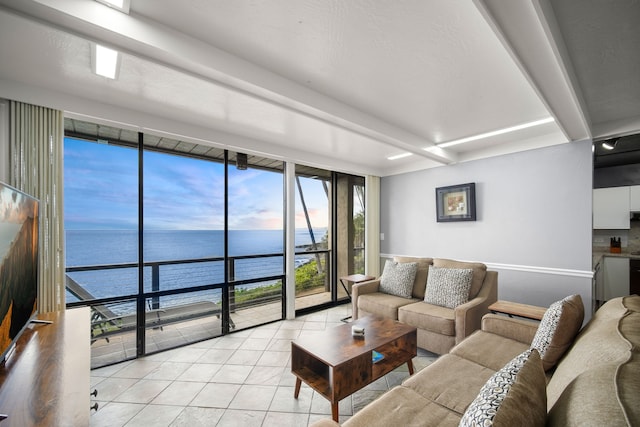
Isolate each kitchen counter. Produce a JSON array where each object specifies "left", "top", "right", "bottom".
[{"left": 593, "top": 249, "right": 640, "bottom": 270}]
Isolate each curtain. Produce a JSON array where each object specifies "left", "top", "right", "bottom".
[
  {"left": 365, "top": 175, "right": 381, "bottom": 277},
  {"left": 9, "top": 101, "right": 65, "bottom": 312}
]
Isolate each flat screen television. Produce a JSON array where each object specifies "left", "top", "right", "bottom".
[{"left": 0, "top": 181, "right": 39, "bottom": 363}]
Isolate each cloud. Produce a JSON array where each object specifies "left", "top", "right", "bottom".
[{"left": 64, "top": 138, "right": 329, "bottom": 231}]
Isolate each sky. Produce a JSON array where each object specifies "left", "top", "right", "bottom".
[{"left": 64, "top": 137, "right": 329, "bottom": 230}]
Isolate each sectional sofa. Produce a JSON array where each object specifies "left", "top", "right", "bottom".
[{"left": 312, "top": 294, "right": 639, "bottom": 426}]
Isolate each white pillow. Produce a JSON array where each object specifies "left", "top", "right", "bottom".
[
  {"left": 379, "top": 260, "right": 418, "bottom": 299},
  {"left": 424, "top": 266, "right": 473, "bottom": 308}
]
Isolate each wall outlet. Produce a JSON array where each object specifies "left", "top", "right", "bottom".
[{"left": 380, "top": 233, "right": 385, "bottom": 241}]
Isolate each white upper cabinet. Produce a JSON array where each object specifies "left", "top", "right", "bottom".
[
  {"left": 630, "top": 185, "right": 640, "bottom": 211},
  {"left": 593, "top": 187, "right": 630, "bottom": 229}
]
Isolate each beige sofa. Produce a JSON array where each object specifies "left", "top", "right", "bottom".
[
  {"left": 312, "top": 294, "right": 640, "bottom": 427},
  {"left": 352, "top": 257, "right": 497, "bottom": 354}
]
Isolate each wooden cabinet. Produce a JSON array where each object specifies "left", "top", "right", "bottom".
[
  {"left": 593, "top": 187, "right": 630, "bottom": 229},
  {"left": 0, "top": 308, "right": 90, "bottom": 427}
]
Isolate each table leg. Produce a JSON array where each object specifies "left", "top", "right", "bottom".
[
  {"left": 407, "top": 359, "right": 414, "bottom": 375},
  {"left": 294, "top": 378, "right": 301, "bottom": 398},
  {"left": 331, "top": 402, "right": 339, "bottom": 422},
  {"left": 340, "top": 278, "right": 352, "bottom": 323}
]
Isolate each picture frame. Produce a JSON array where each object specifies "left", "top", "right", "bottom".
[{"left": 436, "top": 182, "right": 476, "bottom": 222}]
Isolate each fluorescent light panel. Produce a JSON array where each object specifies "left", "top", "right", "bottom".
[
  {"left": 436, "top": 117, "right": 555, "bottom": 149},
  {"left": 94, "top": 0, "right": 130, "bottom": 13},
  {"left": 93, "top": 44, "right": 120, "bottom": 79},
  {"left": 387, "top": 152, "right": 413, "bottom": 161}
]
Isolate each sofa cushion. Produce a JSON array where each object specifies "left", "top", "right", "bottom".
[
  {"left": 393, "top": 256, "right": 433, "bottom": 299},
  {"left": 451, "top": 330, "right": 531, "bottom": 372},
  {"left": 379, "top": 260, "right": 418, "bottom": 298},
  {"left": 531, "top": 294, "right": 584, "bottom": 371},
  {"left": 547, "top": 296, "right": 640, "bottom": 415},
  {"left": 402, "top": 353, "right": 495, "bottom": 414},
  {"left": 547, "top": 363, "right": 638, "bottom": 427},
  {"left": 433, "top": 258, "right": 486, "bottom": 299},
  {"left": 342, "top": 385, "right": 462, "bottom": 427},
  {"left": 424, "top": 266, "right": 473, "bottom": 309},
  {"left": 358, "top": 293, "right": 419, "bottom": 320},
  {"left": 459, "top": 349, "right": 546, "bottom": 427},
  {"left": 398, "top": 301, "right": 455, "bottom": 336}
]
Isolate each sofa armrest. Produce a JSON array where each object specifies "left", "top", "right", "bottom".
[
  {"left": 481, "top": 313, "right": 539, "bottom": 345},
  {"left": 453, "top": 270, "right": 498, "bottom": 344},
  {"left": 351, "top": 279, "right": 380, "bottom": 320}
]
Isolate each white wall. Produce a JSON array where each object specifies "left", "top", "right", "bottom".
[{"left": 380, "top": 141, "right": 594, "bottom": 318}]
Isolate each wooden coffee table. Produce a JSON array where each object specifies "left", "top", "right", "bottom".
[{"left": 291, "top": 316, "right": 417, "bottom": 421}]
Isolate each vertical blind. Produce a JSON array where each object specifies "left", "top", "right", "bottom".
[{"left": 9, "top": 100, "right": 65, "bottom": 312}]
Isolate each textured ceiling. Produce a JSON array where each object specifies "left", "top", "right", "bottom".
[{"left": 0, "top": 0, "right": 638, "bottom": 176}]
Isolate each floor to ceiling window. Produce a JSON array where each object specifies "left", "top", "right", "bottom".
[
  {"left": 335, "top": 173, "right": 366, "bottom": 300},
  {"left": 294, "top": 166, "right": 331, "bottom": 310},
  {"left": 141, "top": 145, "right": 226, "bottom": 355},
  {"left": 226, "top": 151, "right": 285, "bottom": 330},
  {"left": 64, "top": 118, "right": 364, "bottom": 367},
  {"left": 64, "top": 129, "right": 141, "bottom": 366},
  {"left": 293, "top": 167, "right": 366, "bottom": 310}
]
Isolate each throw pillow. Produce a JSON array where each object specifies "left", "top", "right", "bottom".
[
  {"left": 379, "top": 260, "right": 418, "bottom": 299},
  {"left": 433, "top": 258, "right": 486, "bottom": 299},
  {"left": 424, "top": 266, "right": 473, "bottom": 309},
  {"left": 531, "top": 294, "right": 584, "bottom": 371},
  {"left": 459, "top": 348, "right": 546, "bottom": 427}
]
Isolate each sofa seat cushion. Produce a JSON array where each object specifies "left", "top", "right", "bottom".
[
  {"left": 460, "top": 349, "right": 546, "bottom": 427},
  {"left": 398, "top": 301, "right": 455, "bottom": 336},
  {"left": 342, "top": 385, "right": 462, "bottom": 427},
  {"left": 402, "top": 354, "right": 495, "bottom": 414},
  {"left": 358, "top": 293, "right": 419, "bottom": 320},
  {"left": 450, "top": 330, "right": 531, "bottom": 372}
]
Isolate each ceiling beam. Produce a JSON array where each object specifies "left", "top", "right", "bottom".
[
  {"left": 0, "top": 0, "right": 457, "bottom": 165},
  {"left": 474, "top": 0, "right": 592, "bottom": 142}
]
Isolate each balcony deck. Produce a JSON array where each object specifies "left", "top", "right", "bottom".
[{"left": 91, "top": 291, "right": 335, "bottom": 368}]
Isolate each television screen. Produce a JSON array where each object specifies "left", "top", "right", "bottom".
[{"left": 0, "top": 181, "right": 39, "bottom": 363}]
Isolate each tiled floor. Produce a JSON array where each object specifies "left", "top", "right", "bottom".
[{"left": 90, "top": 304, "right": 438, "bottom": 427}]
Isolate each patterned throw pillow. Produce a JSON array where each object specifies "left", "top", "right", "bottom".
[
  {"left": 531, "top": 294, "right": 584, "bottom": 371},
  {"left": 424, "top": 266, "right": 473, "bottom": 309},
  {"left": 379, "top": 260, "right": 418, "bottom": 299},
  {"left": 459, "top": 349, "right": 546, "bottom": 427}
]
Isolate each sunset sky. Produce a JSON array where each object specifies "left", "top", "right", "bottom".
[{"left": 64, "top": 138, "right": 329, "bottom": 230}]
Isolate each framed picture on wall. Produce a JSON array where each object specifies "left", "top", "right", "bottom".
[{"left": 436, "top": 182, "right": 476, "bottom": 222}]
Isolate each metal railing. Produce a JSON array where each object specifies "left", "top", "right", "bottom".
[{"left": 66, "top": 250, "right": 333, "bottom": 311}]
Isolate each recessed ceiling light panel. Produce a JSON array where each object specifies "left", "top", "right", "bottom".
[
  {"left": 92, "top": 44, "right": 120, "bottom": 79},
  {"left": 94, "top": 0, "right": 130, "bottom": 14}
]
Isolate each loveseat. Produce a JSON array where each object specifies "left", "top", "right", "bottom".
[
  {"left": 352, "top": 257, "right": 497, "bottom": 354},
  {"left": 312, "top": 294, "right": 640, "bottom": 426}
]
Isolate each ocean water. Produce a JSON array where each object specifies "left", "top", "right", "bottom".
[{"left": 66, "top": 228, "right": 326, "bottom": 306}]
